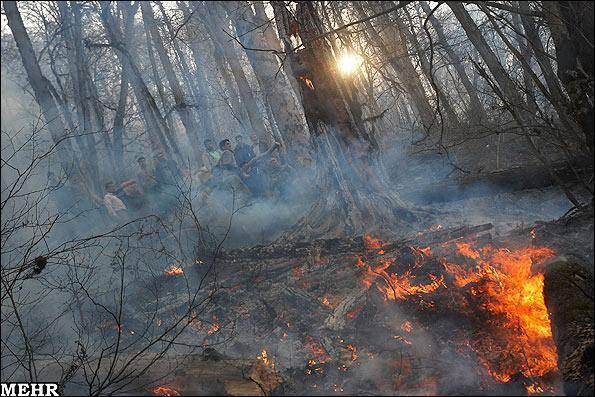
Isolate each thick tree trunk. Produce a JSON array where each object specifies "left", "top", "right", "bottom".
[
  {"left": 200, "top": 4, "right": 272, "bottom": 146},
  {"left": 543, "top": 257, "right": 594, "bottom": 396},
  {"left": 224, "top": 1, "right": 311, "bottom": 163},
  {"left": 5, "top": 1, "right": 81, "bottom": 183},
  {"left": 271, "top": 2, "right": 417, "bottom": 240}
]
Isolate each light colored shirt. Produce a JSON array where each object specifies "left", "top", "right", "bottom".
[{"left": 104, "top": 193, "right": 126, "bottom": 217}]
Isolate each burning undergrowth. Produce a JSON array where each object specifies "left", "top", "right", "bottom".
[{"left": 140, "top": 225, "right": 565, "bottom": 396}]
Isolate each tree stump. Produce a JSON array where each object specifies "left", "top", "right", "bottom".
[{"left": 543, "top": 256, "right": 594, "bottom": 396}]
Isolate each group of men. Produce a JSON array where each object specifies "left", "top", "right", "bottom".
[
  {"left": 201, "top": 132, "right": 292, "bottom": 198},
  {"left": 103, "top": 151, "right": 182, "bottom": 220},
  {"left": 102, "top": 132, "right": 293, "bottom": 221}
]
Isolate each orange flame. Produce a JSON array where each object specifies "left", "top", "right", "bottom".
[
  {"left": 363, "top": 234, "right": 384, "bottom": 250},
  {"left": 401, "top": 321, "right": 413, "bottom": 333},
  {"left": 356, "top": 254, "right": 445, "bottom": 301},
  {"left": 257, "top": 349, "right": 275, "bottom": 369},
  {"left": 299, "top": 76, "right": 315, "bottom": 91},
  {"left": 152, "top": 386, "right": 180, "bottom": 396},
  {"left": 165, "top": 264, "right": 184, "bottom": 276},
  {"left": 346, "top": 344, "right": 358, "bottom": 361},
  {"left": 443, "top": 242, "right": 557, "bottom": 382},
  {"left": 207, "top": 323, "right": 220, "bottom": 335}
]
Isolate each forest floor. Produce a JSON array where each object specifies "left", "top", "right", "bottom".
[{"left": 127, "top": 189, "right": 593, "bottom": 396}]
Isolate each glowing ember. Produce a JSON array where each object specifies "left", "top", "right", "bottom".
[
  {"left": 299, "top": 76, "right": 315, "bottom": 90},
  {"left": 443, "top": 242, "right": 557, "bottom": 382},
  {"left": 346, "top": 344, "right": 358, "bottom": 361},
  {"left": 165, "top": 264, "right": 184, "bottom": 276},
  {"left": 401, "top": 321, "right": 413, "bottom": 333},
  {"left": 152, "top": 386, "right": 180, "bottom": 396},
  {"left": 363, "top": 234, "right": 385, "bottom": 250},
  {"left": 356, "top": 254, "right": 445, "bottom": 301},
  {"left": 257, "top": 349, "right": 275, "bottom": 369},
  {"left": 305, "top": 336, "right": 331, "bottom": 364},
  {"left": 321, "top": 296, "right": 331, "bottom": 307},
  {"left": 346, "top": 305, "right": 363, "bottom": 319},
  {"left": 530, "top": 228, "right": 537, "bottom": 239},
  {"left": 207, "top": 323, "right": 220, "bottom": 335}
]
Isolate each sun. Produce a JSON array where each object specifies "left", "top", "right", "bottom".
[{"left": 337, "top": 52, "right": 363, "bottom": 76}]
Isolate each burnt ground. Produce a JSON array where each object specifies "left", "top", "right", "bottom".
[{"left": 125, "top": 198, "right": 593, "bottom": 396}]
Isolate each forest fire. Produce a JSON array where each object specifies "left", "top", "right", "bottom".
[
  {"left": 151, "top": 385, "right": 180, "bottom": 396},
  {"left": 356, "top": 236, "right": 560, "bottom": 391},
  {"left": 305, "top": 336, "right": 331, "bottom": 364},
  {"left": 257, "top": 349, "right": 275, "bottom": 369},
  {"left": 207, "top": 323, "right": 220, "bottom": 335},
  {"left": 165, "top": 264, "right": 184, "bottom": 276},
  {"left": 356, "top": 255, "right": 446, "bottom": 301},
  {"left": 442, "top": 242, "right": 558, "bottom": 384}
]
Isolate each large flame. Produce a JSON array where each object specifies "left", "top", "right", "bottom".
[
  {"left": 443, "top": 242, "right": 557, "bottom": 382},
  {"left": 356, "top": 236, "right": 559, "bottom": 391}
]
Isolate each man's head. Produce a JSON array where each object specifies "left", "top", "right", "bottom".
[
  {"left": 105, "top": 182, "right": 117, "bottom": 193},
  {"left": 219, "top": 139, "right": 232, "bottom": 151},
  {"left": 204, "top": 139, "right": 215, "bottom": 151},
  {"left": 250, "top": 133, "right": 259, "bottom": 144},
  {"left": 235, "top": 134, "right": 244, "bottom": 145},
  {"left": 269, "top": 156, "right": 280, "bottom": 168},
  {"left": 155, "top": 151, "right": 166, "bottom": 162},
  {"left": 137, "top": 156, "right": 146, "bottom": 169}
]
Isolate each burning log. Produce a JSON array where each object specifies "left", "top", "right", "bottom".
[{"left": 543, "top": 257, "right": 594, "bottom": 396}]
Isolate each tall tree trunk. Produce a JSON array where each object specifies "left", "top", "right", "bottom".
[
  {"left": 541, "top": 1, "right": 594, "bottom": 160},
  {"left": 5, "top": 1, "right": 82, "bottom": 185},
  {"left": 419, "top": 1, "right": 488, "bottom": 124},
  {"left": 399, "top": 8, "right": 461, "bottom": 129},
  {"left": 178, "top": 0, "right": 246, "bottom": 132},
  {"left": 200, "top": 3, "right": 272, "bottom": 146},
  {"left": 450, "top": 2, "right": 582, "bottom": 207},
  {"left": 59, "top": 1, "right": 103, "bottom": 193},
  {"left": 224, "top": 1, "right": 311, "bottom": 163},
  {"left": 140, "top": 1, "right": 203, "bottom": 163},
  {"left": 158, "top": 1, "right": 215, "bottom": 143},
  {"left": 100, "top": 1, "right": 181, "bottom": 160},
  {"left": 353, "top": 2, "right": 436, "bottom": 132},
  {"left": 271, "top": 1, "right": 417, "bottom": 240}
]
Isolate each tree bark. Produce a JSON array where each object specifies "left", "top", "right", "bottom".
[
  {"left": 5, "top": 1, "right": 81, "bottom": 183},
  {"left": 140, "top": 1, "right": 203, "bottom": 162},
  {"left": 271, "top": 1, "right": 417, "bottom": 240},
  {"left": 419, "top": 1, "right": 488, "bottom": 123},
  {"left": 224, "top": 1, "right": 311, "bottom": 163},
  {"left": 200, "top": 3, "right": 272, "bottom": 146},
  {"left": 542, "top": 1, "right": 594, "bottom": 159}
]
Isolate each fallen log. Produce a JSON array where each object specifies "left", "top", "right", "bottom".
[
  {"left": 212, "top": 223, "right": 493, "bottom": 263},
  {"left": 404, "top": 161, "right": 592, "bottom": 204},
  {"left": 543, "top": 256, "right": 594, "bottom": 396}
]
